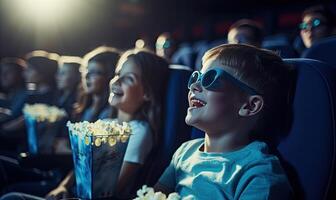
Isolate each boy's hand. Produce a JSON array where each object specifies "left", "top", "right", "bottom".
[{"left": 45, "top": 185, "right": 69, "bottom": 200}]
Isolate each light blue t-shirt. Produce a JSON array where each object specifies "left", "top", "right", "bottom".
[{"left": 159, "top": 139, "right": 292, "bottom": 200}]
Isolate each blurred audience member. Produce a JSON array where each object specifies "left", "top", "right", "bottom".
[
  {"left": 156, "top": 32, "right": 177, "bottom": 61},
  {"left": 72, "top": 46, "right": 120, "bottom": 122},
  {"left": 55, "top": 56, "right": 82, "bottom": 116},
  {"left": 0, "top": 51, "right": 59, "bottom": 151},
  {"left": 0, "top": 58, "right": 27, "bottom": 125},
  {"left": 300, "top": 5, "right": 336, "bottom": 48},
  {"left": 227, "top": 19, "right": 264, "bottom": 48}
]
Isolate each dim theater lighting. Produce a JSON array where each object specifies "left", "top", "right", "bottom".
[
  {"left": 135, "top": 39, "right": 145, "bottom": 49},
  {"left": 7, "top": 0, "right": 79, "bottom": 27}
]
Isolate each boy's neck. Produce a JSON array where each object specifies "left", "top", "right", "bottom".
[{"left": 204, "top": 132, "right": 250, "bottom": 153}]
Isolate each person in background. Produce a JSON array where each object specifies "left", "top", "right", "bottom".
[
  {"left": 300, "top": 4, "right": 336, "bottom": 49},
  {"left": 53, "top": 56, "right": 82, "bottom": 154},
  {"left": 0, "top": 51, "right": 59, "bottom": 149},
  {"left": 155, "top": 32, "right": 177, "bottom": 62},
  {"left": 227, "top": 19, "right": 264, "bottom": 48},
  {"left": 0, "top": 58, "right": 27, "bottom": 125},
  {"left": 71, "top": 46, "right": 120, "bottom": 122},
  {"left": 45, "top": 46, "right": 121, "bottom": 199},
  {"left": 0, "top": 47, "right": 121, "bottom": 199},
  {"left": 55, "top": 56, "right": 82, "bottom": 117},
  {"left": 0, "top": 58, "right": 27, "bottom": 151}
]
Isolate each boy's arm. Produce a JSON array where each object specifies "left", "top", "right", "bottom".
[
  {"left": 153, "top": 162, "right": 176, "bottom": 195},
  {"left": 236, "top": 165, "right": 293, "bottom": 200},
  {"left": 237, "top": 176, "right": 293, "bottom": 200}
]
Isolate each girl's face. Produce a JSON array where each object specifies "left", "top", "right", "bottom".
[
  {"left": 185, "top": 58, "right": 246, "bottom": 134},
  {"left": 23, "top": 66, "right": 41, "bottom": 84},
  {"left": 300, "top": 13, "right": 330, "bottom": 48},
  {"left": 109, "top": 59, "right": 146, "bottom": 115},
  {"left": 56, "top": 64, "right": 79, "bottom": 91},
  {"left": 85, "top": 61, "right": 109, "bottom": 94}
]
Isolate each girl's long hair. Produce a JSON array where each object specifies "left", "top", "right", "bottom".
[{"left": 111, "top": 49, "right": 170, "bottom": 148}]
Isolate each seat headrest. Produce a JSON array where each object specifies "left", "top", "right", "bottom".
[
  {"left": 278, "top": 58, "right": 336, "bottom": 200},
  {"left": 301, "top": 36, "right": 336, "bottom": 67}
]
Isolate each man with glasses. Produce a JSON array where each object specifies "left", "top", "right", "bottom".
[{"left": 300, "top": 5, "right": 336, "bottom": 49}]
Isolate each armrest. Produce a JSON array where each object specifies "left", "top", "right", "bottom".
[{"left": 18, "top": 152, "right": 73, "bottom": 171}]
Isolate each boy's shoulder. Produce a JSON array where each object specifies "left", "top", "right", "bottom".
[
  {"left": 172, "top": 138, "right": 204, "bottom": 159},
  {"left": 236, "top": 141, "right": 289, "bottom": 184},
  {"left": 178, "top": 138, "right": 204, "bottom": 152},
  {"left": 233, "top": 141, "right": 281, "bottom": 168}
]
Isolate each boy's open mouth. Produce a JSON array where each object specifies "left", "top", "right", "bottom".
[{"left": 190, "top": 97, "right": 206, "bottom": 108}]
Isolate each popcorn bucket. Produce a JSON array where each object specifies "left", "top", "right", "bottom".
[
  {"left": 23, "top": 104, "right": 67, "bottom": 154},
  {"left": 67, "top": 120, "right": 131, "bottom": 199}
]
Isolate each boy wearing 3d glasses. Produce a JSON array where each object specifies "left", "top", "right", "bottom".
[{"left": 155, "top": 44, "right": 293, "bottom": 199}]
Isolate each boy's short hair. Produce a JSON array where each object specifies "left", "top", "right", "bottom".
[
  {"left": 229, "top": 19, "right": 264, "bottom": 46},
  {"left": 303, "top": 5, "right": 336, "bottom": 27},
  {"left": 203, "top": 44, "right": 294, "bottom": 143}
]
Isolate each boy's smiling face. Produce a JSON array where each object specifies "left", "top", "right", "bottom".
[{"left": 185, "top": 57, "right": 247, "bottom": 135}]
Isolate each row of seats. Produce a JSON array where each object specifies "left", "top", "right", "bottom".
[
  {"left": 158, "top": 58, "right": 336, "bottom": 200},
  {"left": 171, "top": 36, "right": 336, "bottom": 70}
]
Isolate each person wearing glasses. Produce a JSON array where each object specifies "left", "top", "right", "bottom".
[
  {"left": 154, "top": 44, "right": 293, "bottom": 199},
  {"left": 299, "top": 5, "right": 336, "bottom": 49},
  {"left": 155, "top": 32, "right": 177, "bottom": 62}
]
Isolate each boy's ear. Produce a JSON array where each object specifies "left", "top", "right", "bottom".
[{"left": 238, "top": 95, "right": 264, "bottom": 117}]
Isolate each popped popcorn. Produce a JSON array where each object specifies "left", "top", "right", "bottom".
[
  {"left": 134, "top": 185, "right": 181, "bottom": 200},
  {"left": 23, "top": 103, "right": 67, "bottom": 123},
  {"left": 67, "top": 120, "right": 132, "bottom": 147}
]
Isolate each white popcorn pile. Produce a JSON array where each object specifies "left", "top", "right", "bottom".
[
  {"left": 67, "top": 120, "right": 132, "bottom": 147},
  {"left": 23, "top": 104, "right": 67, "bottom": 123},
  {"left": 134, "top": 185, "right": 180, "bottom": 200}
]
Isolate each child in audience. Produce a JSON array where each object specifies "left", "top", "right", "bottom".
[
  {"left": 227, "top": 19, "right": 264, "bottom": 48},
  {"left": 71, "top": 46, "right": 120, "bottom": 122},
  {"left": 155, "top": 32, "right": 177, "bottom": 62},
  {"left": 44, "top": 49, "right": 169, "bottom": 200},
  {"left": 155, "top": 44, "right": 293, "bottom": 199},
  {"left": 0, "top": 58, "right": 27, "bottom": 126},
  {"left": 0, "top": 51, "right": 59, "bottom": 150},
  {"left": 53, "top": 56, "right": 82, "bottom": 153},
  {"left": 0, "top": 47, "right": 120, "bottom": 197},
  {"left": 55, "top": 56, "right": 82, "bottom": 117},
  {"left": 300, "top": 5, "right": 336, "bottom": 48}
]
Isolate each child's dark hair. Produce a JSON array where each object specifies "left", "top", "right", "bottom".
[
  {"left": 82, "top": 46, "right": 121, "bottom": 80},
  {"left": 112, "top": 49, "right": 170, "bottom": 148},
  {"left": 0, "top": 57, "right": 27, "bottom": 88},
  {"left": 203, "top": 44, "right": 294, "bottom": 143},
  {"left": 25, "top": 50, "right": 59, "bottom": 89},
  {"left": 72, "top": 46, "right": 121, "bottom": 121},
  {"left": 58, "top": 56, "right": 82, "bottom": 83},
  {"left": 229, "top": 19, "right": 264, "bottom": 47},
  {"left": 303, "top": 5, "right": 336, "bottom": 28}
]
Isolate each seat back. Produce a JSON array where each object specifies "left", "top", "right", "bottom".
[
  {"left": 277, "top": 58, "right": 336, "bottom": 200},
  {"left": 144, "top": 64, "right": 192, "bottom": 185},
  {"left": 262, "top": 35, "right": 298, "bottom": 58},
  {"left": 301, "top": 36, "right": 336, "bottom": 67},
  {"left": 171, "top": 43, "right": 197, "bottom": 69}
]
